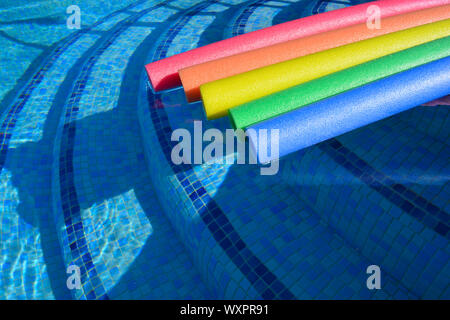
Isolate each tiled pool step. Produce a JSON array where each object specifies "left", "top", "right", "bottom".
[
  {"left": 50, "top": 0, "right": 221, "bottom": 299},
  {"left": 0, "top": 0, "right": 448, "bottom": 300},
  {"left": 138, "top": 83, "right": 425, "bottom": 299},
  {"left": 136, "top": 0, "right": 444, "bottom": 299},
  {"left": 0, "top": 0, "right": 157, "bottom": 300},
  {"left": 279, "top": 109, "right": 450, "bottom": 298}
]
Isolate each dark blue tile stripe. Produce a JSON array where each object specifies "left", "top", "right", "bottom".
[
  {"left": 320, "top": 139, "right": 449, "bottom": 239},
  {"left": 0, "top": 0, "right": 149, "bottom": 174},
  {"left": 231, "top": 0, "right": 267, "bottom": 37},
  {"left": 56, "top": 1, "right": 172, "bottom": 300},
  {"left": 313, "top": 0, "right": 348, "bottom": 14},
  {"left": 312, "top": 0, "right": 327, "bottom": 14},
  {"left": 147, "top": 0, "right": 295, "bottom": 300}
]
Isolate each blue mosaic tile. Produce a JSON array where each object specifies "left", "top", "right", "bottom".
[{"left": 1, "top": 0, "right": 448, "bottom": 300}]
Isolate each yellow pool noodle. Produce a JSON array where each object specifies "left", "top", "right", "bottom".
[{"left": 200, "top": 19, "right": 450, "bottom": 119}]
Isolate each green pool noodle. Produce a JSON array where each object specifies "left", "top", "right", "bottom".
[{"left": 228, "top": 36, "right": 450, "bottom": 130}]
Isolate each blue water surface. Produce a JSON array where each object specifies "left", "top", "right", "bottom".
[{"left": 0, "top": 0, "right": 448, "bottom": 299}]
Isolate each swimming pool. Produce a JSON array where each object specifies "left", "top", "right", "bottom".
[{"left": 0, "top": 0, "right": 448, "bottom": 300}]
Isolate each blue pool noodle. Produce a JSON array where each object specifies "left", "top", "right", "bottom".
[{"left": 248, "top": 56, "right": 450, "bottom": 162}]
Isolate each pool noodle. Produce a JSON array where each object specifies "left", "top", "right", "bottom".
[
  {"left": 200, "top": 19, "right": 450, "bottom": 119},
  {"left": 247, "top": 56, "right": 450, "bottom": 163},
  {"left": 180, "top": 5, "right": 450, "bottom": 102},
  {"left": 229, "top": 37, "right": 450, "bottom": 130},
  {"left": 145, "top": 0, "right": 450, "bottom": 91}
]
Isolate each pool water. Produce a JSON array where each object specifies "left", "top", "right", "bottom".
[{"left": 0, "top": 0, "right": 448, "bottom": 300}]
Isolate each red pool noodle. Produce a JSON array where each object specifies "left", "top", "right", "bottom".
[{"left": 145, "top": 0, "right": 450, "bottom": 91}]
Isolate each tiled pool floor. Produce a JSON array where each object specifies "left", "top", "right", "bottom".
[{"left": 0, "top": 0, "right": 448, "bottom": 299}]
